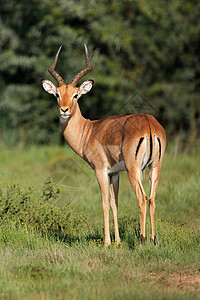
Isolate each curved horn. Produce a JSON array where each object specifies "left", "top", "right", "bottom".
[
  {"left": 48, "top": 45, "right": 66, "bottom": 87},
  {"left": 70, "top": 43, "right": 92, "bottom": 87}
]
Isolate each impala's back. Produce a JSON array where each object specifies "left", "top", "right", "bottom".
[{"left": 84, "top": 113, "right": 166, "bottom": 177}]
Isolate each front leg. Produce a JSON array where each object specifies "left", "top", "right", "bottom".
[
  {"left": 110, "top": 173, "right": 121, "bottom": 245},
  {"left": 96, "top": 169, "right": 111, "bottom": 246}
]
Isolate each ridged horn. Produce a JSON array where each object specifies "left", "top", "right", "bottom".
[
  {"left": 70, "top": 43, "right": 92, "bottom": 87},
  {"left": 48, "top": 45, "right": 66, "bottom": 86}
]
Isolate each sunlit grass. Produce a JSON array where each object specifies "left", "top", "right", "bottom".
[{"left": 0, "top": 145, "right": 199, "bottom": 299}]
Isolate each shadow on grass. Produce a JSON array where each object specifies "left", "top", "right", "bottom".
[{"left": 49, "top": 216, "right": 141, "bottom": 250}]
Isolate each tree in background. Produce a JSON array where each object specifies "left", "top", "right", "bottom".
[{"left": 0, "top": 0, "right": 199, "bottom": 148}]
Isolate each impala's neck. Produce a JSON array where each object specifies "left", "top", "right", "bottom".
[{"left": 60, "top": 104, "right": 90, "bottom": 157}]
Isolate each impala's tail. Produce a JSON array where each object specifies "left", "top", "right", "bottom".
[{"left": 135, "top": 128, "right": 162, "bottom": 173}]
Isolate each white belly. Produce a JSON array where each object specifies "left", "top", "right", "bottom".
[{"left": 107, "top": 160, "right": 126, "bottom": 175}]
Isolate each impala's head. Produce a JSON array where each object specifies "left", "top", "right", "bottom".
[{"left": 41, "top": 44, "right": 94, "bottom": 121}]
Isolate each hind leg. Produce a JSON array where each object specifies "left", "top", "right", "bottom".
[
  {"left": 149, "top": 166, "right": 161, "bottom": 245},
  {"left": 127, "top": 166, "right": 147, "bottom": 243}
]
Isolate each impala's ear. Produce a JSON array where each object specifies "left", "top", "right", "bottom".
[
  {"left": 78, "top": 80, "right": 94, "bottom": 96},
  {"left": 41, "top": 79, "right": 57, "bottom": 95}
]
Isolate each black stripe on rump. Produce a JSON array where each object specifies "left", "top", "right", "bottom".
[
  {"left": 147, "top": 129, "right": 153, "bottom": 164},
  {"left": 135, "top": 137, "right": 144, "bottom": 159},
  {"left": 157, "top": 137, "right": 161, "bottom": 160}
]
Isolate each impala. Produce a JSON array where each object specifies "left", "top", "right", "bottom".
[{"left": 41, "top": 44, "right": 166, "bottom": 246}]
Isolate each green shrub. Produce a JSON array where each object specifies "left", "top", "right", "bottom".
[{"left": 0, "top": 178, "right": 89, "bottom": 243}]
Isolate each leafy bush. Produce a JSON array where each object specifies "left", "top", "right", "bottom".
[{"left": 0, "top": 178, "right": 89, "bottom": 243}]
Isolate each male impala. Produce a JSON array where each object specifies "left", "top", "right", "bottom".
[{"left": 42, "top": 44, "right": 166, "bottom": 246}]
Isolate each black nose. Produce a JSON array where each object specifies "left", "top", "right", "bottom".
[{"left": 61, "top": 108, "right": 69, "bottom": 113}]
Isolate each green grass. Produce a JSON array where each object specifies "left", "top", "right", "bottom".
[{"left": 0, "top": 144, "right": 199, "bottom": 299}]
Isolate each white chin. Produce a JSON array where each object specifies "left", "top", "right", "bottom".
[{"left": 60, "top": 116, "right": 70, "bottom": 122}]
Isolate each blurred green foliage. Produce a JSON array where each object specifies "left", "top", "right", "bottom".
[{"left": 0, "top": 0, "right": 200, "bottom": 146}]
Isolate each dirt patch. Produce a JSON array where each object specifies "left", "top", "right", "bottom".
[{"left": 152, "top": 270, "right": 200, "bottom": 294}]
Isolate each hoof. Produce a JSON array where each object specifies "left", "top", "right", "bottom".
[
  {"left": 140, "top": 234, "right": 147, "bottom": 245},
  {"left": 115, "top": 240, "right": 121, "bottom": 246},
  {"left": 150, "top": 235, "right": 157, "bottom": 246},
  {"left": 104, "top": 240, "right": 111, "bottom": 247}
]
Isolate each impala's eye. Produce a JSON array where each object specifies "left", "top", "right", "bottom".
[
  {"left": 74, "top": 94, "right": 78, "bottom": 99},
  {"left": 55, "top": 93, "right": 59, "bottom": 98}
]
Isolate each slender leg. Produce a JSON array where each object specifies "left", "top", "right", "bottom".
[
  {"left": 127, "top": 166, "right": 147, "bottom": 243},
  {"left": 109, "top": 173, "right": 121, "bottom": 245},
  {"left": 96, "top": 169, "right": 111, "bottom": 246},
  {"left": 149, "top": 166, "right": 160, "bottom": 245}
]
